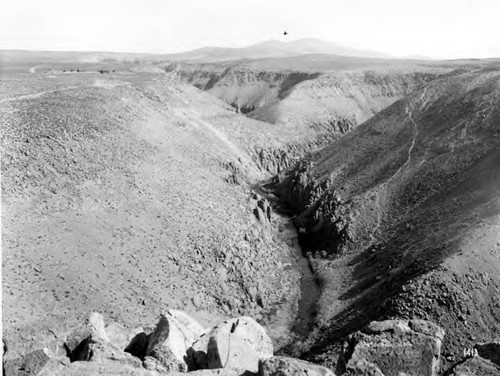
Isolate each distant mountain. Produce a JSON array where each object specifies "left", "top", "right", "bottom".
[
  {"left": 161, "top": 38, "right": 392, "bottom": 62},
  {"left": 0, "top": 39, "right": 394, "bottom": 66}
]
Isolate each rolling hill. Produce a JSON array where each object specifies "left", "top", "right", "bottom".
[{"left": 0, "top": 70, "right": 312, "bottom": 358}]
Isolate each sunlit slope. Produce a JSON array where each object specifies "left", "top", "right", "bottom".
[{"left": 0, "top": 73, "right": 300, "bottom": 357}]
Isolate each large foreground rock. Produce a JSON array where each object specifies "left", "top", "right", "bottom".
[
  {"left": 188, "top": 317, "right": 273, "bottom": 372},
  {"left": 165, "top": 310, "right": 205, "bottom": 361},
  {"left": 259, "top": 356, "right": 335, "bottom": 376},
  {"left": 448, "top": 356, "right": 500, "bottom": 376},
  {"left": 146, "top": 310, "right": 205, "bottom": 371},
  {"left": 105, "top": 321, "right": 145, "bottom": 351},
  {"left": 64, "top": 312, "right": 142, "bottom": 368},
  {"left": 339, "top": 320, "right": 445, "bottom": 376}
]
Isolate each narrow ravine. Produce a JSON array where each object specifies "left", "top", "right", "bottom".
[
  {"left": 255, "top": 182, "right": 322, "bottom": 354},
  {"left": 278, "top": 214, "right": 320, "bottom": 338}
]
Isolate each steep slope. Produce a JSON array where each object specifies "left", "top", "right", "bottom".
[
  {"left": 0, "top": 71, "right": 308, "bottom": 358},
  {"left": 277, "top": 67, "right": 500, "bottom": 371}
]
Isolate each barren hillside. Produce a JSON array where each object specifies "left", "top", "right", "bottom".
[
  {"left": 0, "top": 71, "right": 312, "bottom": 358},
  {"left": 276, "top": 66, "right": 500, "bottom": 372}
]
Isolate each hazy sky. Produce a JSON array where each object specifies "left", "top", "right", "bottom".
[{"left": 1, "top": 0, "right": 499, "bottom": 59}]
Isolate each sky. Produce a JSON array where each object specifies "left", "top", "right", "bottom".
[{"left": 1, "top": 0, "right": 499, "bottom": 59}]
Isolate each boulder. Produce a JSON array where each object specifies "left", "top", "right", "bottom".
[
  {"left": 105, "top": 322, "right": 144, "bottom": 351},
  {"left": 475, "top": 340, "right": 500, "bottom": 366},
  {"left": 65, "top": 327, "right": 95, "bottom": 359},
  {"left": 187, "top": 332, "right": 212, "bottom": 370},
  {"left": 166, "top": 309, "right": 205, "bottom": 361},
  {"left": 188, "top": 317, "right": 273, "bottom": 371},
  {"left": 3, "top": 349, "right": 51, "bottom": 376},
  {"left": 146, "top": 315, "right": 170, "bottom": 356},
  {"left": 338, "top": 319, "right": 445, "bottom": 376},
  {"left": 89, "top": 338, "right": 142, "bottom": 368},
  {"left": 144, "top": 355, "right": 167, "bottom": 373},
  {"left": 66, "top": 329, "right": 142, "bottom": 367},
  {"left": 259, "top": 356, "right": 335, "bottom": 376},
  {"left": 88, "top": 312, "right": 109, "bottom": 342},
  {"left": 145, "top": 358, "right": 252, "bottom": 376},
  {"left": 342, "top": 358, "right": 385, "bottom": 376},
  {"left": 64, "top": 312, "right": 143, "bottom": 368},
  {"left": 205, "top": 317, "right": 273, "bottom": 372},
  {"left": 146, "top": 310, "right": 205, "bottom": 370},
  {"left": 65, "top": 312, "right": 110, "bottom": 360},
  {"left": 448, "top": 356, "right": 500, "bottom": 376},
  {"left": 145, "top": 347, "right": 187, "bottom": 373}
]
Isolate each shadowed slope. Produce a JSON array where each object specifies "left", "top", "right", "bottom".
[{"left": 277, "top": 67, "right": 500, "bottom": 370}]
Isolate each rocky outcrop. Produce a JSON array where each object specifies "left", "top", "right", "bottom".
[
  {"left": 259, "top": 356, "right": 335, "bottom": 376},
  {"left": 253, "top": 135, "right": 341, "bottom": 175},
  {"left": 249, "top": 191, "right": 272, "bottom": 224},
  {"left": 338, "top": 320, "right": 445, "bottom": 376},
  {"left": 277, "top": 159, "right": 351, "bottom": 256}
]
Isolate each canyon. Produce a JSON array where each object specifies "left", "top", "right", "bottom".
[{"left": 1, "top": 49, "right": 499, "bottom": 375}]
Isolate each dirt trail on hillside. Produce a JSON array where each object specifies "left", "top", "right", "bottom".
[{"left": 367, "top": 89, "right": 426, "bottom": 245}]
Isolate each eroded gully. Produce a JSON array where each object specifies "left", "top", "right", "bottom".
[{"left": 256, "top": 184, "right": 321, "bottom": 353}]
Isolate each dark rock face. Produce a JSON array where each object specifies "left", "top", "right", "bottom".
[
  {"left": 475, "top": 340, "right": 500, "bottom": 366},
  {"left": 259, "top": 356, "right": 335, "bottom": 376},
  {"left": 338, "top": 320, "right": 445, "bottom": 376},
  {"left": 125, "top": 332, "right": 151, "bottom": 359},
  {"left": 250, "top": 191, "right": 272, "bottom": 224},
  {"left": 146, "top": 315, "right": 170, "bottom": 357}
]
